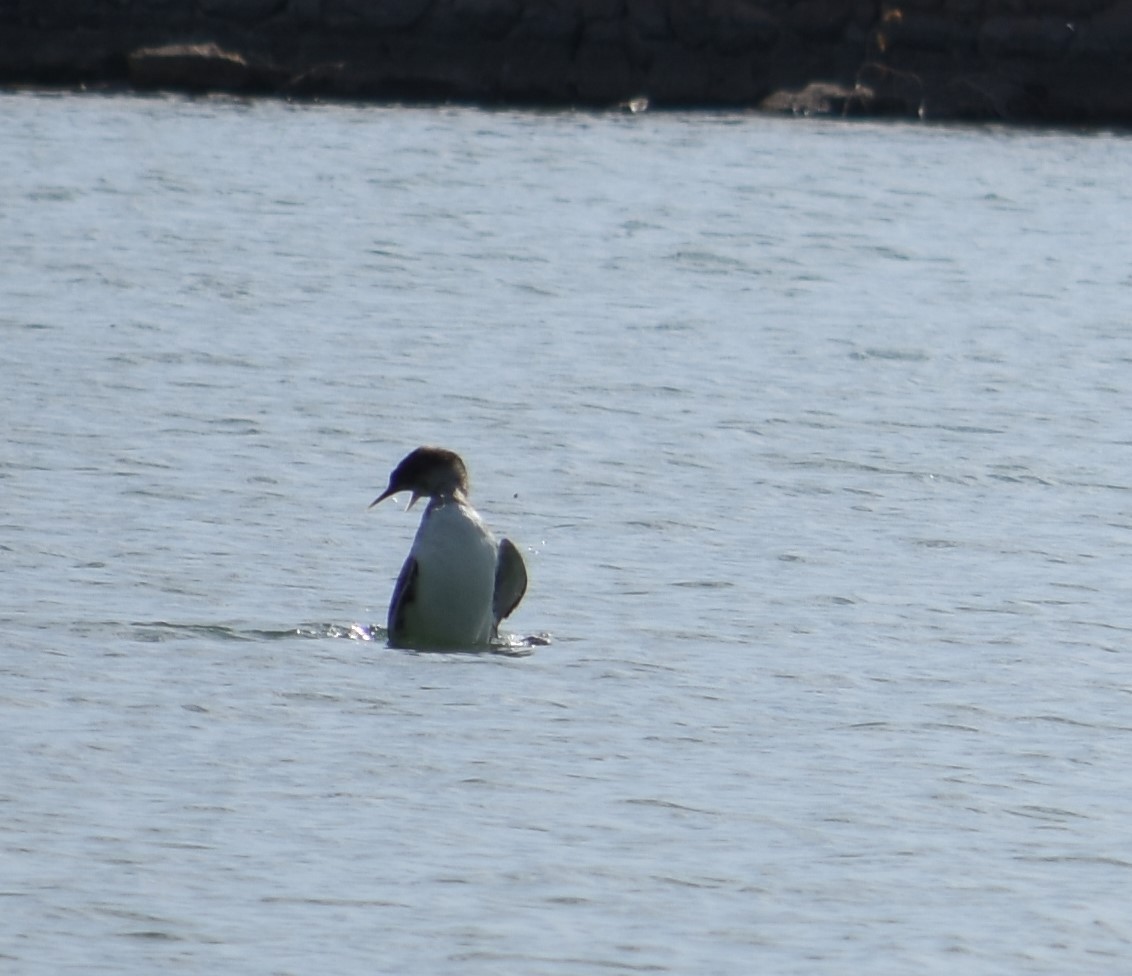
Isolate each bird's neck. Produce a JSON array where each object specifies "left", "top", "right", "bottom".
[{"left": 425, "top": 488, "right": 469, "bottom": 513}]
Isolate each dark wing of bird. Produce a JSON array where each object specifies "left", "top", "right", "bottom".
[
  {"left": 492, "top": 538, "right": 527, "bottom": 628},
  {"left": 387, "top": 555, "right": 419, "bottom": 646}
]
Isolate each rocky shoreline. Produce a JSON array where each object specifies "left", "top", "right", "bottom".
[{"left": 4, "top": 0, "right": 1132, "bottom": 123}]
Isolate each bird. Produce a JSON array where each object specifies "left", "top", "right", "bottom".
[{"left": 369, "top": 446, "right": 527, "bottom": 649}]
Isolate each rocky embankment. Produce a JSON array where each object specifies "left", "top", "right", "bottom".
[{"left": 4, "top": 0, "right": 1132, "bottom": 122}]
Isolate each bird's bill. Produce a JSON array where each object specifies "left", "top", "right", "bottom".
[
  {"left": 368, "top": 487, "right": 397, "bottom": 509},
  {"left": 368, "top": 488, "right": 423, "bottom": 510}
]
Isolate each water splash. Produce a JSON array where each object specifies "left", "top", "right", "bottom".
[{"left": 101, "top": 620, "right": 550, "bottom": 654}]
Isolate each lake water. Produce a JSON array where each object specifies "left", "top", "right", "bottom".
[{"left": 3, "top": 91, "right": 1132, "bottom": 974}]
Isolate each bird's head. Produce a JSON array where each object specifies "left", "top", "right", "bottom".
[{"left": 369, "top": 446, "right": 470, "bottom": 510}]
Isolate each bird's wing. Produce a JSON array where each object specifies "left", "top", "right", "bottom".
[
  {"left": 493, "top": 538, "right": 527, "bottom": 627},
  {"left": 387, "top": 554, "right": 419, "bottom": 645}
]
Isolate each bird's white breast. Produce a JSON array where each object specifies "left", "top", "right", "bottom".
[{"left": 401, "top": 499, "right": 499, "bottom": 646}]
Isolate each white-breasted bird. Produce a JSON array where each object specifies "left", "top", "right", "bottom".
[{"left": 369, "top": 446, "right": 527, "bottom": 649}]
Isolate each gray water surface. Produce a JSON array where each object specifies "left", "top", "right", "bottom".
[{"left": 3, "top": 93, "right": 1132, "bottom": 973}]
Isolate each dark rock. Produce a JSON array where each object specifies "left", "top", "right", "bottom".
[
  {"left": 983, "top": 0, "right": 1100, "bottom": 11},
  {"left": 515, "top": 0, "right": 583, "bottom": 40},
  {"left": 669, "top": 0, "right": 780, "bottom": 52},
  {"left": 0, "top": 25, "right": 123, "bottom": 80},
  {"left": 498, "top": 37, "right": 575, "bottom": 95},
  {"left": 789, "top": 0, "right": 852, "bottom": 38},
  {"left": 125, "top": 0, "right": 197, "bottom": 26},
  {"left": 199, "top": 0, "right": 282, "bottom": 25},
  {"left": 572, "top": 37, "right": 640, "bottom": 101},
  {"left": 279, "top": 0, "right": 323, "bottom": 25},
  {"left": 854, "top": 59, "right": 930, "bottom": 115},
  {"left": 979, "top": 14, "right": 1076, "bottom": 58},
  {"left": 643, "top": 40, "right": 717, "bottom": 100},
  {"left": 430, "top": 0, "right": 522, "bottom": 37},
  {"left": 30, "top": 0, "right": 115, "bottom": 29},
  {"left": 933, "top": 70, "right": 1025, "bottom": 118},
  {"left": 670, "top": 0, "right": 715, "bottom": 47},
  {"left": 942, "top": 0, "right": 983, "bottom": 17},
  {"left": 324, "top": 0, "right": 434, "bottom": 30},
  {"left": 625, "top": 0, "right": 670, "bottom": 39},
  {"left": 1071, "top": 0, "right": 1132, "bottom": 56},
  {"left": 581, "top": 0, "right": 625, "bottom": 18},
  {"left": 873, "top": 10, "right": 977, "bottom": 54},
  {"left": 709, "top": 52, "right": 768, "bottom": 100},
  {"left": 3, "top": 0, "right": 1132, "bottom": 123},
  {"left": 714, "top": 0, "right": 781, "bottom": 52}
]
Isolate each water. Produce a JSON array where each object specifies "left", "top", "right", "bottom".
[{"left": 3, "top": 92, "right": 1132, "bottom": 973}]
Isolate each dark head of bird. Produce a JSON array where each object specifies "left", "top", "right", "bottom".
[{"left": 369, "top": 446, "right": 470, "bottom": 510}]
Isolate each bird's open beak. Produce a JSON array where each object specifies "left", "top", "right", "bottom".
[
  {"left": 368, "top": 487, "right": 396, "bottom": 509},
  {"left": 368, "top": 488, "right": 422, "bottom": 510}
]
